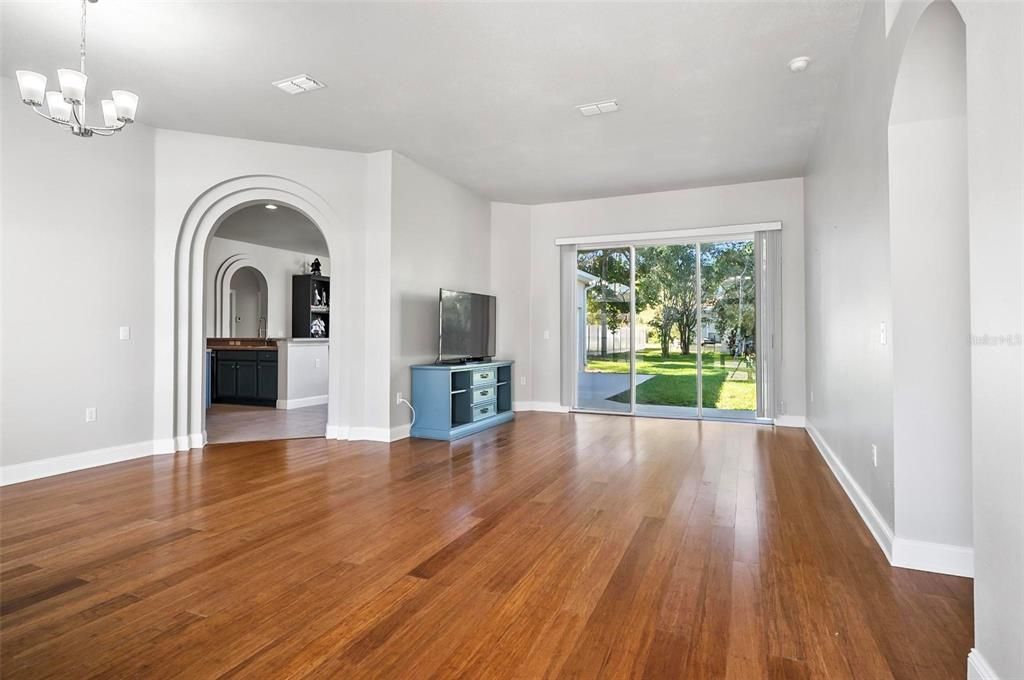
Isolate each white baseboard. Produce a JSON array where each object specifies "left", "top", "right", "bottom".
[
  {"left": 325, "top": 424, "right": 345, "bottom": 440},
  {"left": 892, "top": 537, "right": 973, "bottom": 578},
  {"left": 805, "top": 420, "right": 895, "bottom": 561},
  {"left": 174, "top": 434, "right": 191, "bottom": 451},
  {"left": 390, "top": 424, "right": 411, "bottom": 441},
  {"left": 0, "top": 440, "right": 163, "bottom": 486},
  {"left": 347, "top": 426, "right": 392, "bottom": 442},
  {"left": 968, "top": 649, "right": 1000, "bottom": 680},
  {"left": 514, "top": 401, "right": 570, "bottom": 413},
  {"left": 774, "top": 415, "right": 806, "bottom": 428},
  {"left": 152, "top": 438, "right": 176, "bottom": 455},
  {"left": 805, "top": 420, "right": 975, "bottom": 578},
  {"left": 276, "top": 394, "right": 328, "bottom": 410}
]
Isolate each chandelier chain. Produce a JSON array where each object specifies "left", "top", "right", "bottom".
[{"left": 80, "top": 0, "right": 87, "bottom": 73}]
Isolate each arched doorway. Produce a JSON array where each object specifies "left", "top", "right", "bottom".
[
  {"left": 227, "top": 266, "right": 269, "bottom": 338},
  {"left": 171, "top": 176, "right": 352, "bottom": 450}
]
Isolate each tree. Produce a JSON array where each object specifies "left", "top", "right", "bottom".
[
  {"left": 635, "top": 245, "right": 698, "bottom": 357},
  {"left": 701, "top": 241, "right": 755, "bottom": 356},
  {"left": 577, "top": 248, "right": 630, "bottom": 357}
]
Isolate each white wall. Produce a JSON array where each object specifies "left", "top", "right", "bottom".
[
  {"left": 889, "top": 0, "right": 971, "bottom": 554},
  {"left": 511, "top": 178, "right": 806, "bottom": 413},
  {"left": 490, "top": 202, "right": 534, "bottom": 404},
  {"left": 806, "top": 1, "right": 1023, "bottom": 676},
  {"left": 959, "top": 2, "right": 1023, "bottom": 677},
  {"left": 389, "top": 153, "right": 492, "bottom": 429},
  {"left": 803, "top": 0, "right": 897, "bottom": 531},
  {"left": 152, "top": 129, "right": 374, "bottom": 445},
  {"left": 1, "top": 77, "right": 155, "bottom": 469},
  {"left": 204, "top": 236, "right": 331, "bottom": 339},
  {"left": 276, "top": 339, "right": 329, "bottom": 408}
]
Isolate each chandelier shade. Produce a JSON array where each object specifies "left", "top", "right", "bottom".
[
  {"left": 46, "top": 91, "right": 72, "bottom": 122},
  {"left": 14, "top": 0, "right": 139, "bottom": 138},
  {"left": 112, "top": 90, "right": 139, "bottom": 123},
  {"left": 16, "top": 70, "right": 47, "bottom": 106},
  {"left": 101, "top": 99, "right": 117, "bottom": 127},
  {"left": 57, "top": 69, "right": 88, "bottom": 104}
]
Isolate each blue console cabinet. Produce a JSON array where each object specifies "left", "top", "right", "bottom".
[{"left": 410, "top": 361, "right": 514, "bottom": 441}]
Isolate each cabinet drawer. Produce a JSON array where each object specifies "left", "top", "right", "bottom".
[
  {"left": 471, "top": 369, "right": 496, "bottom": 386},
  {"left": 471, "top": 385, "right": 496, "bottom": 404},
  {"left": 257, "top": 351, "right": 278, "bottom": 363},
  {"left": 472, "top": 402, "right": 497, "bottom": 421}
]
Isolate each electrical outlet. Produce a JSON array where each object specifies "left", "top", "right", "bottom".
[
  {"left": 85, "top": 407, "right": 97, "bottom": 423},
  {"left": 872, "top": 444, "right": 878, "bottom": 467},
  {"left": 314, "top": 358, "right": 321, "bottom": 368},
  {"left": 543, "top": 330, "right": 550, "bottom": 340},
  {"left": 810, "top": 390, "right": 815, "bottom": 403},
  {"left": 119, "top": 326, "right": 131, "bottom": 341},
  {"left": 396, "top": 392, "right": 403, "bottom": 405},
  {"left": 519, "top": 376, "right": 527, "bottom": 386},
  {"left": 879, "top": 322, "right": 887, "bottom": 346}
]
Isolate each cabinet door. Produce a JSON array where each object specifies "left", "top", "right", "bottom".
[
  {"left": 258, "top": 362, "right": 278, "bottom": 401},
  {"left": 235, "top": 360, "right": 258, "bottom": 398},
  {"left": 215, "top": 360, "right": 237, "bottom": 398}
]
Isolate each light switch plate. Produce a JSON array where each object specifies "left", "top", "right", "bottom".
[
  {"left": 85, "top": 407, "right": 97, "bottom": 423},
  {"left": 119, "top": 326, "right": 131, "bottom": 340}
]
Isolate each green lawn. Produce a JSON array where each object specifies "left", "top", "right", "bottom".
[{"left": 585, "top": 348, "right": 756, "bottom": 411}]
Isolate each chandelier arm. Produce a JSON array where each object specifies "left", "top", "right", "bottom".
[
  {"left": 89, "top": 120, "right": 126, "bottom": 133},
  {"left": 88, "top": 128, "right": 117, "bottom": 137},
  {"left": 31, "top": 106, "right": 73, "bottom": 128}
]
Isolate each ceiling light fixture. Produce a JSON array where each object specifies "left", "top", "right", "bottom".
[
  {"left": 15, "top": 0, "right": 139, "bottom": 138},
  {"left": 265, "top": 204, "right": 278, "bottom": 210},
  {"left": 577, "top": 99, "right": 619, "bottom": 117},
  {"left": 788, "top": 56, "right": 811, "bottom": 73},
  {"left": 272, "top": 74, "right": 326, "bottom": 95}
]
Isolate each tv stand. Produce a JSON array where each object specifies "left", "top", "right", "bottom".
[{"left": 410, "top": 360, "right": 514, "bottom": 441}]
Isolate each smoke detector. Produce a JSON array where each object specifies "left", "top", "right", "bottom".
[{"left": 788, "top": 56, "right": 811, "bottom": 73}]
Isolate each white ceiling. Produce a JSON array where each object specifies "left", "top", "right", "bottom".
[
  {"left": 215, "top": 205, "right": 329, "bottom": 257},
  {"left": 1, "top": 1, "right": 864, "bottom": 204}
]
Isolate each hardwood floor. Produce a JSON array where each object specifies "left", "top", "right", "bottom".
[
  {"left": 205, "top": 403, "right": 328, "bottom": 444},
  {"left": 0, "top": 413, "right": 971, "bottom": 679}
]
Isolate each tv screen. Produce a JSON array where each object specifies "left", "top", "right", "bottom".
[{"left": 439, "top": 289, "right": 496, "bottom": 362}]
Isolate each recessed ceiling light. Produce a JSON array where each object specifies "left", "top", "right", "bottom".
[
  {"left": 577, "top": 99, "right": 619, "bottom": 117},
  {"left": 272, "top": 74, "right": 326, "bottom": 95},
  {"left": 265, "top": 204, "right": 278, "bottom": 210},
  {"left": 788, "top": 56, "right": 811, "bottom": 73}
]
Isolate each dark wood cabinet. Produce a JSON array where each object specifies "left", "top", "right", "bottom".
[
  {"left": 212, "top": 350, "right": 277, "bottom": 406},
  {"left": 257, "top": 362, "right": 278, "bottom": 401},
  {"left": 292, "top": 275, "right": 330, "bottom": 338}
]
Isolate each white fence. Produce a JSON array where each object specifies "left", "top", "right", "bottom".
[{"left": 585, "top": 323, "right": 650, "bottom": 356}]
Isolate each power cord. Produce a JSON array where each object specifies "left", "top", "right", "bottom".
[{"left": 398, "top": 397, "right": 416, "bottom": 426}]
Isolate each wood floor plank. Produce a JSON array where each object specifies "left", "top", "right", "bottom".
[{"left": 0, "top": 413, "right": 973, "bottom": 679}]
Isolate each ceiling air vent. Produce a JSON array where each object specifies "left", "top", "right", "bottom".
[{"left": 272, "top": 74, "right": 326, "bottom": 95}]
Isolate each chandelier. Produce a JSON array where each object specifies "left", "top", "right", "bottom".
[{"left": 15, "top": 0, "right": 139, "bottom": 137}]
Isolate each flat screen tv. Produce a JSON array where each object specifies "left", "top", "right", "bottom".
[{"left": 439, "top": 289, "right": 496, "bottom": 363}]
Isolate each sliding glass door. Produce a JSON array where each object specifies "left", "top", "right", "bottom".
[
  {"left": 573, "top": 237, "right": 760, "bottom": 422},
  {"left": 575, "top": 247, "right": 633, "bottom": 413},
  {"left": 699, "top": 239, "right": 757, "bottom": 419},
  {"left": 632, "top": 244, "right": 699, "bottom": 418}
]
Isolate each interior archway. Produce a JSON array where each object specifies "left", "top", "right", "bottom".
[
  {"left": 171, "top": 176, "right": 352, "bottom": 450},
  {"left": 227, "top": 266, "right": 269, "bottom": 338},
  {"left": 887, "top": 0, "right": 972, "bottom": 568}
]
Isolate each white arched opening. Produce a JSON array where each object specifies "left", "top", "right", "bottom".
[
  {"left": 887, "top": 0, "right": 972, "bottom": 571},
  {"left": 226, "top": 265, "right": 269, "bottom": 338},
  {"left": 172, "top": 175, "right": 352, "bottom": 450}
]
